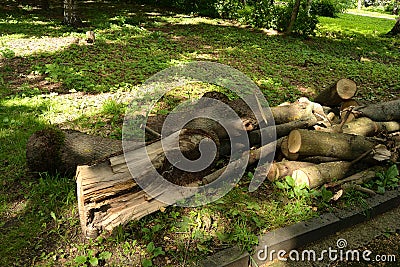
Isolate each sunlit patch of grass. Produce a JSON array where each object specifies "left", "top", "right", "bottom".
[{"left": 318, "top": 13, "right": 394, "bottom": 37}]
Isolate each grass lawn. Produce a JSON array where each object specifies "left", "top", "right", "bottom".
[{"left": 0, "top": 2, "right": 399, "bottom": 266}]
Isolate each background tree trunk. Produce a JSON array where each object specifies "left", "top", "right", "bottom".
[
  {"left": 387, "top": 18, "right": 400, "bottom": 35},
  {"left": 63, "top": 0, "right": 82, "bottom": 27},
  {"left": 285, "top": 0, "right": 302, "bottom": 34},
  {"left": 358, "top": 0, "right": 362, "bottom": 10},
  {"left": 306, "top": 0, "right": 313, "bottom": 14}
]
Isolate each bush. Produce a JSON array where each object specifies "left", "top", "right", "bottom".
[
  {"left": 311, "top": 0, "right": 353, "bottom": 17},
  {"left": 238, "top": 0, "right": 275, "bottom": 28}
]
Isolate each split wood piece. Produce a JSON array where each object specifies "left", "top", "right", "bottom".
[
  {"left": 26, "top": 128, "right": 124, "bottom": 176},
  {"left": 292, "top": 161, "right": 352, "bottom": 189},
  {"left": 287, "top": 129, "right": 375, "bottom": 160},
  {"left": 314, "top": 79, "right": 357, "bottom": 107},
  {"left": 248, "top": 119, "right": 318, "bottom": 146},
  {"left": 270, "top": 98, "right": 316, "bottom": 125},
  {"left": 353, "top": 99, "right": 400, "bottom": 121},
  {"left": 76, "top": 129, "right": 217, "bottom": 238},
  {"left": 202, "top": 138, "right": 281, "bottom": 185},
  {"left": 340, "top": 99, "right": 359, "bottom": 123},
  {"left": 265, "top": 161, "right": 316, "bottom": 182}
]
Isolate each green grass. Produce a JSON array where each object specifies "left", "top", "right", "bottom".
[{"left": 1, "top": 3, "right": 399, "bottom": 266}]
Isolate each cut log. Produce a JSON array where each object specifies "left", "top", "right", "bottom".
[
  {"left": 287, "top": 129, "right": 375, "bottom": 160},
  {"left": 248, "top": 118, "right": 317, "bottom": 146},
  {"left": 353, "top": 99, "right": 400, "bottom": 121},
  {"left": 26, "top": 128, "right": 123, "bottom": 176},
  {"left": 264, "top": 161, "right": 315, "bottom": 182},
  {"left": 270, "top": 98, "right": 316, "bottom": 124},
  {"left": 337, "top": 117, "right": 378, "bottom": 136},
  {"left": 76, "top": 128, "right": 218, "bottom": 238},
  {"left": 314, "top": 79, "right": 357, "bottom": 106},
  {"left": 292, "top": 161, "right": 351, "bottom": 188},
  {"left": 280, "top": 136, "right": 299, "bottom": 160}
]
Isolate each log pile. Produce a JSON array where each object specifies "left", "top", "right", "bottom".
[{"left": 26, "top": 79, "right": 400, "bottom": 238}]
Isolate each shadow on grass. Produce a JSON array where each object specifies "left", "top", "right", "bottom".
[{"left": 0, "top": 98, "right": 80, "bottom": 266}]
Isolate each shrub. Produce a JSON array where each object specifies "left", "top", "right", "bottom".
[{"left": 311, "top": 0, "right": 353, "bottom": 17}]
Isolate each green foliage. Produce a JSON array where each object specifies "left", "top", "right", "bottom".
[
  {"left": 74, "top": 249, "right": 112, "bottom": 266},
  {"left": 311, "top": 0, "right": 353, "bottom": 17},
  {"left": 274, "top": 1, "right": 318, "bottom": 35},
  {"left": 141, "top": 241, "right": 165, "bottom": 266},
  {"left": 275, "top": 176, "right": 313, "bottom": 199},
  {"left": 368, "top": 165, "right": 399, "bottom": 194}
]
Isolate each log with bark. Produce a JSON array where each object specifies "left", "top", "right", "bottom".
[
  {"left": 26, "top": 128, "right": 124, "bottom": 176},
  {"left": 292, "top": 161, "right": 352, "bottom": 188},
  {"left": 314, "top": 79, "right": 357, "bottom": 107},
  {"left": 353, "top": 99, "right": 400, "bottom": 122},
  {"left": 287, "top": 129, "right": 375, "bottom": 160}
]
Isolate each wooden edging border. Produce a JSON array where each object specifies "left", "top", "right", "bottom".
[{"left": 200, "top": 187, "right": 400, "bottom": 267}]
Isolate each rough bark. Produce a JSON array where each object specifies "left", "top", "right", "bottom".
[
  {"left": 285, "top": 0, "right": 302, "bottom": 34},
  {"left": 287, "top": 129, "right": 375, "bottom": 160},
  {"left": 26, "top": 128, "right": 123, "bottom": 176},
  {"left": 353, "top": 99, "right": 400, "bottom": 121},
  {"left": 248, "top": 118, "right": 317, "bottom": 146},
  {"left": 314, "top": 79, "right": 357, "bottom": 107}
]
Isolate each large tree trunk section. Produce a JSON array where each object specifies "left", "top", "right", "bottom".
[
  {"left": 314, "top": 79, "right": 357, "bottom": 107},
  {"left": 292, "top": 161, "right": 351, "bottom": 188},
  {"left": 26, "top": 128, "right": 123, "bottom": 176},
  {"left": 76, "top": 129, "right": 217, "bottom": 238},
  {"left": 353, "top": 99, "right": 400, "bottom": 121},
  {"left": 287, "top": 129, "right": 375, "bottom": 160}
]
